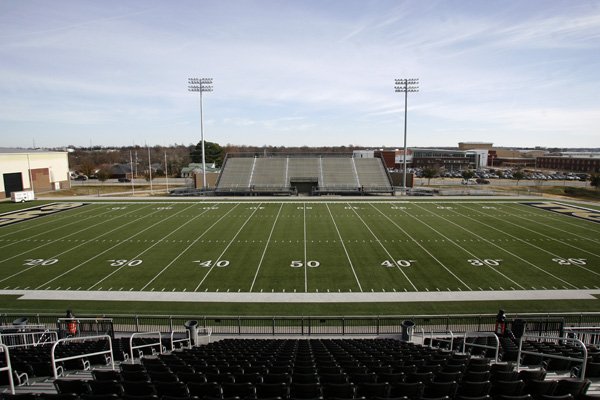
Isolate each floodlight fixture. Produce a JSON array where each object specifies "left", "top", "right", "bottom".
[
  {"left": 188, "top": 77, "right": 213, "bottom": 189},
  {"left": 394, "top": 77, "right": 419, "bottom": 194}
]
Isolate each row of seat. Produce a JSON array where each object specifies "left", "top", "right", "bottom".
[{"left": 52, "top": 377, "right": 594, "bottom": 400}]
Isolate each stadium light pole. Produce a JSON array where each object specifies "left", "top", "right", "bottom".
[
  {"left": 395, "top": 78, "right": 419, "bottom": 194},
  {"left": 188, "top": 77, "right": 213, "bottom": 189}
]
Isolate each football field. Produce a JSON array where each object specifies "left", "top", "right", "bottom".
[{"left": 0, "top": 199, "right": 599, "bottom": 298}]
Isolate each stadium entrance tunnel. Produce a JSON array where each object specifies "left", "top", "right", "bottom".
[{"left": 290, "top": 178, "right": 318, "bottom": 195}]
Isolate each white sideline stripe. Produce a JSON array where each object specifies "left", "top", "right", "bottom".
[{"left": 3, "top": 289, "right": 599, "bottom": 303}]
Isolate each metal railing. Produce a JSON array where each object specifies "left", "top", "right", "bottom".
[
  {"left": 1, "top": 312, "right": 598, "bottom": 337},
  {"left": 169, "top": 331, "right": 191, "bottom": 352},
  {"left": 56, "top": 317, "right": 114, "bottom": 339},
  {"left": 415, "top": 328, "right": 455, "bottom": 349},
  {"left": 0, "top": 344, "right": 15, "bottom": 394},
  {"left": 563, "top": 326, "right": 600, "bottom": 346},
  {"left": 50, "top": 335, "right": 114, "bottom": 379},
  {"left": 462, "top": 332, "right": 500, "bottom": 362},
  {"left": 517, "top": 334, "right": 588, "bottom": 380},
  {"left": 0, "top": 329, "right": 57, "bottom": 348},
  {"left": 129, "top": 332, "right": 162, "bottom": 363}
]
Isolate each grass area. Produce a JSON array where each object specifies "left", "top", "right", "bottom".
[{"left": 0, "top": 199, "right": 599, "bottom": 316}]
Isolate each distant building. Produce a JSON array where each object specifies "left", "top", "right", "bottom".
[
  {"left": 536, "top": 153, "right": 600, "bottom": 173},
  {"left": 411, "top": 148, "right": 474, "bottom": 170},
  {"left": 458, "top": 142, "right": 493, "bottom": 151},
  {"left": 0, "top": 149, "right": 70, "bottom": 198},
  {"left": 181, "top": 163, "right": 219, "bottom": 178}
]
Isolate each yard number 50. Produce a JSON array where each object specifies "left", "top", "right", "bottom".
[{"left": 291, "top": 261, "right": 320, "bottom": 268}]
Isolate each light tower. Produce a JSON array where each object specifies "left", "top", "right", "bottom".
[
  {"left": 394, "top": 78, "right": 419, "bottom": 194},
  {"left": 188, "top": 77, "right": 213, "bottom": 189}
]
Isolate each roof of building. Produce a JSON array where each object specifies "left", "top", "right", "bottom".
[{"left": 0, "top": 148, "right": 67, "bottom": 154}]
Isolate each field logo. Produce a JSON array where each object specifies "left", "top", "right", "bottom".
[
  {"left": 0, "top": 202, "right": 87, "bottom": 227},
  {"left": 522, "top": 202, "right": 600, "bottom": 224}
]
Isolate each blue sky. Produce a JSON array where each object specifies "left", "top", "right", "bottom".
[{"left": 1, "top": 0, "right": 599, "bottom": 149}]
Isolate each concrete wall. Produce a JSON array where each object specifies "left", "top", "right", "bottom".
[{"left": 0, "top": 151, "right": 69, "bottom": 198}]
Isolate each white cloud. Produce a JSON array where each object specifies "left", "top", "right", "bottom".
[{"left": 0, "top": 0, "right": 598, "bottom": 148}]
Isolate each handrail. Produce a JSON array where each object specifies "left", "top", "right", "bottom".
[
  {"left": 51, "top": 334, "right": 114, "bottom": 379},
  {"left": 462, "top": 332, "right": 500, "bottom": 362},
  {"left": 129, "top": 331, "right": 162, "bottom": 362},
  {"left": 517, "top": 334, "right": 588, "bottom": 380},
  {"left": 0, "top": 330, "right": 58, "bottom": 348},
  {"left": 564, "top": 326, "right": 600, "bottom": 345},
  {"left": 429, "top": 330, "right": 454, "bottom": 349},
  {"left": 0, "top": 344, "right": 15, "bottom": 394},
  {"left": 414, "top": 328, "right": 454, "bottom": 349},
  {"left": 170, "top": 330, "right": 191, "bottom": 351}
]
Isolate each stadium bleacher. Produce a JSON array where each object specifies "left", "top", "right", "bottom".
[
  {"left": 215, "top": 154, "right": 394, "bottom": 195},
  {"left": 2, "top": 332, "right": 599, "bottom": 400}
]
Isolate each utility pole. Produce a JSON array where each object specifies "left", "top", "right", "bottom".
[
  {"left": 188, "top": 77, "right": 213, "bottom": 189},
  {"left": 395, "top": 78, "right": 419, "bottom": 194}
]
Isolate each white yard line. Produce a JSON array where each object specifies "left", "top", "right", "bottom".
[
  {"left": 194, "top": 203, "right": 263, "bottom": 291},
  {"left": 4, "top": 288, "right": 599, "bottom": 303},
  {"left": 140, "top": 204, "right": 240, "bottom": 291},
  {"left": 0, "top": 204, "right": 153, "bottom": 266},
  {"left": 303, "top": 203, "right": 308, "bottom": 293},
  {"left": 249, "top": 203, "right": 284, "bottom": 292},
  {"left": 0, "top": 203, "right": 99, "bottom": 241},
  {"left": 325, "top": 203, "right": 363, "bottom": 292},
  {"left": 414, "top": 203, "right": 579, "bottom": 289},
  {"left": 371, "top": 203, "right": 475, "bottom": 290},
  {"left": 462, "top": 203, "right": 600, "bottom": 259},
  {"left": 87, "top": 202, "right": 203, "bottom": 290},
  {"left": 460, "top": 203, "right": 600, "bottom": 278},
  {"left": 505, "top": 203, "right": 600, "bottom": 243},
  {"left": 347, "top": 203, "right": 418, "bottom": 291},
  {"left": 33, "top": 204, "right": 178, "bottom": 289},
  {"left": 0, "top": 204, "right": 156, "bottom": 284}
]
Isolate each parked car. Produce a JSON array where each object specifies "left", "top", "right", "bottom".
[
  {"left": 118, "top": 178, "right": 131, "bottom": 183},
  {"left": 74, "top": 175, "right": 88, "bottom": 181}
]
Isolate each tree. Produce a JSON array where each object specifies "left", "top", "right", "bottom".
[
  {"left": 96, "top": 168, "right": 111, "bottom": 183},
  {"left": 513, "top": 170, "right": 525, "bottom": 185},
  {"left": 461, "top": 170, "right": 475, "bottom": 181},
  {"left": 190, "top": 141, "right": 224, "bottom": 167},
  {"left": 590, "top": 174, "right": 600, "bottom": 190},
  {"left": 422, "top": 167, "right": 438, "bottom": 185}
]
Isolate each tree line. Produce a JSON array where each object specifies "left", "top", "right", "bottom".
[{"left": 69, "top": 142, "right": 364, "bottom": 178}]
